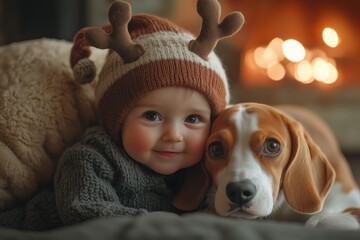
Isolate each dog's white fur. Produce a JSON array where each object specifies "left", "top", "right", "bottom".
[
  {"left": 214, "top": 107, "right": 274, "bottom": 218},
  {"left": 173, "top": 103, "right": 360, "bottom": 229},
  {"left": 0, "top": 39, "right": 106, "bottom": 210}
]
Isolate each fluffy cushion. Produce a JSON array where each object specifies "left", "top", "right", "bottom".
[{"left": 0, "top": 38, "right": 106, "bottom": 210}]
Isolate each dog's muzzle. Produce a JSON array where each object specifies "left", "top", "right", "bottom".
[{"left": 226, "top": 179, "right": 257, "bottom": 207}]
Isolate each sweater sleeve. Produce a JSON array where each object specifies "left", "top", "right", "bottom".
[{"left": 54, "top": 132, "right": 147, "bottom": 225}]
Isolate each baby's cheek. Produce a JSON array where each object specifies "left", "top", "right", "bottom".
[
  {"left": 124, "top": 131, "right": 152, "bottom": 156},
  {"left": 132, "top": 132, "right": 152, "bottom": 151},
  {"left": 189, "top": 135, "right": 208, "bottom": 156}
]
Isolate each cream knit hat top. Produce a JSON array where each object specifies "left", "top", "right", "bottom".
[{"left": 70, "top": 0, "right": 244, "bottom": 142}]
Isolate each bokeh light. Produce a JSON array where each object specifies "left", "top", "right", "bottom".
[
  {"left": 322, "top": 27, "right": 339, "bottom": 48},
  {"left": 282, "top": 39, "right": 305, "bottom": 62}
]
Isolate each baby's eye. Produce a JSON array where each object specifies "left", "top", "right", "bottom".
[
  {"left": 185, "top": 114, "right": 200, "bottom": 124},
  {"left": 143, "top": 111, "right": 161, "bottom": 121}
]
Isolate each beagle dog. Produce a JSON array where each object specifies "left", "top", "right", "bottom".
[{"left": 173, "top": 103, "right": 360, "bottom": 229}]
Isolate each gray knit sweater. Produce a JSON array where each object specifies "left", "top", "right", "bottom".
[
  {"left": 0, "top": 126, "right": 185, "bottom": 230},
  {"left": 54, "top": 125, "right": 183, "bottom": 225}
]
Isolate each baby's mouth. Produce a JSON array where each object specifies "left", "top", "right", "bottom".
[{"left": 154, "top": 150, "right": 181, "bottom": 158}]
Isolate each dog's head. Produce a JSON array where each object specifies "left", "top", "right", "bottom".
[{"left": 173, "top": 103, "right": 335, "bottom": 218}]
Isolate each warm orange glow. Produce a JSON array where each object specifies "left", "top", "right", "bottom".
[
  {"left": 295, "top": 60, "right": 314, "bottom": 84},
  {"left": 282, "top": 39, "right": 305, "bottom": 62},
  {"left": 253, "top": 47, "right": 266, "bottom": 68},
  {"left": 312, "top": 57, "right": 338, "bottom": 84},
  {"left": 322, "top": 27, "right": 339, "bottom": 48},
  {"left": 245, "top": 34, "right": 339, "bottom": 85},
  {"left": 323, "top": 63, "right": 338, "bottom": 84},
  {"left": 267, "top": 62, "right": 285, "bottom": 81},
  {"left": 253, "top": 47, "right": 277, "bottom": 68},
  {"left": 244, "top": 50, "right": 258, "bottom": 70},
  {"left": 312, "top": 58, "right": 329, "bottom": 81},
  {"left": 267, "top": 38, "right": 285, "bottom": 62}
]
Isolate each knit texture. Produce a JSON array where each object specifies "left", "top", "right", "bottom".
[
  {"left": 0, "top": 188, "right": 62, "bottom": 230},
  {"left": 71, "top": 12, "right": 230, "bottom": 142},
  {"left": 0, "top": 126, "right": 184, "bottom": 230},
  {"left": 96, "top": 14, "right": 229, "bottom": 141},
  {"left": 54, "top": 126, "right": 182, "bottom": 226}
]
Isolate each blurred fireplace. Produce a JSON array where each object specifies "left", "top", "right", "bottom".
[
  {"left": 219, "top": 0, "right": 360, "bottom": 154},
  {"left": 128, "top": 0, "right": 360, "bottom": 155},
  {"left": 235, "top": 0, "right": 360, "bottom": 87}
]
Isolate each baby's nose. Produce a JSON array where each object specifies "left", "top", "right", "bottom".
[{"left": 162, "top": 123, "right": 183, "bottom": 142}]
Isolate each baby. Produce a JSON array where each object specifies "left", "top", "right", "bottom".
[
  {"left": 0, "top": 0, "right": 243, "bottom": 229},
  {"left": 55, "top": 0, "right": 243, "bottom": 225}
]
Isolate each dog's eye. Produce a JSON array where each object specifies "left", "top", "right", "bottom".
[
  {"left": 262, "top": 138, "right": 282, "bottom": 157},
  {"left": 208, "top": 141, "right": 225, "bottom": 159}
]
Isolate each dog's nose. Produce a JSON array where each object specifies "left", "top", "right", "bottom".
[{"left": 226, "top": 180, "right": 256, "bottom": 205}]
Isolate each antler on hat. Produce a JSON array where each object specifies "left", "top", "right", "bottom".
[
  {"left": 70, "top": 0, "right": 245, "bottom": 142},
  {"left": 70, "top": 0, "right": 244, "bottom": 83},
  {"left": 189, "top": 0, "right": 245, "bottom": 60},
  {"left": 85, "top": 1, "right": 145, "bottom": 63},
  {"left": 70, "top": 0, "right": 144, "bottom": 83}
]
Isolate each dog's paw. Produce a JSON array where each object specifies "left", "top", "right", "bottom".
[
  {"left": 306, "top": 212, "right": 359, "bottom": 230},
  {"left": 0, "top": 178, "right": 15, "bottom": 211}
]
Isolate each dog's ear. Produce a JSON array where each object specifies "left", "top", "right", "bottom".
[
  {"left": 282, "top": 119, "right": 335, "bottom": 214},
  {"left": 172, "top": 161, "right": 210, "bottom": 211}
]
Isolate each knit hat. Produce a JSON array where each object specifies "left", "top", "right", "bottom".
[{"left": 70, "top": 0, "right": 244, "bottom": 142}]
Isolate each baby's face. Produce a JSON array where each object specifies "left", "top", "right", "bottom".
[{"left": 122, "top": 87, "right": 211, "bottom": 175}]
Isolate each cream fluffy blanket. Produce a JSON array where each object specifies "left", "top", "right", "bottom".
[{"left": 0, "top": 39, "right": 106, "bottom": 210}]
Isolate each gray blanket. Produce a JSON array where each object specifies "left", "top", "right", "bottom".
[{"left": 1, "top": 212, "right": 359, "bottom": 240}]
